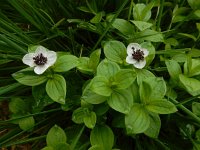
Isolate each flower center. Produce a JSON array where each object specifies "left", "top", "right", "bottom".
[
  {"left": 132, "top": 48, "right": 144, "bottom": 61},
  {"left": 33, "top": 53, "right": 47, "bottom": 65}
]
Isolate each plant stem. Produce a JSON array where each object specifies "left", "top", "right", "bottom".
[
  {"left": 170, "top": 98, "right": 200, "bottom": 124},
  {"left": 70, "top": 125, "right": 85, "bottom": 150},
  {"left": 156, "top": 0, "right": 164, "bottom": 31},
  {"left": 0, "top": 83, "right": 22, "bottom": 96},
  {"left": 92, "top": 0, "right": 129, "bottom": 51},
  {"left": 0, "top": 108, "right": 61, "bottom": 123},
  {"left": 2, "top": 135, "right": 46, "bottom": 148}
]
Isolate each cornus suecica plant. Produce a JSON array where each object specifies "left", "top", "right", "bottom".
[
  {"left": 2, "top": 0, "right": 200, "bottom": 150},
  {"left": 126, "top": 43, "right": 149, "bottom": 69},
  {"left": 22, "top": 46, "right": 57, "bottom": 74}
]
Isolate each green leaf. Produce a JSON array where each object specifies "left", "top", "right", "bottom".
[
  {"left": 125, "top": 103, "right": 150, "bottom": 134},
  {"left": 194, "top": 10, "right": 200, "bottom": 18},
  {"left": 97, "top": 59, "right": 120, "bottom": 78},
  {"left": 196, "top": 129, "right": 200, "bottom": 141},
  {"left": 165, "top": 38, "right": 179, "bottom": 47},
  {"left": 77, "top": 57, "right": 93, "bottom": 74},
  {"left": 32, "top": 84, "right": 53, "bottom": 112},
  {"left": 145, "top": 99, "right": 177, "bottom": 114},
  {"left": 41, "top": 146, "right": 54, "bottom": 150},
  {"left": 90, "top": 125, "right": 114, "bottom": 150},
  {"left": 166, "top": 85, "right": 177, "bottom": 100},
  {"left": 139, "top": 81, "right": 152, "bottom": 103},
  {"left": 90, "top": 76, "right": 112, "bottom": 96},
  {"left": 144, "top": 113, "right": 161, "bottom": 138},
  {"left": 93, "top": 103, "right": 109, "bottom": 116},
  {"left": 82, "top": 83, "right": 107, "bottom": 104},
  {"left": 9, "top": 97, "right": 27, "bottom": 114},
  {"left": 131, "top": 20, "right": 152, "bottom": 31},
  {"left": 192, "top": 102, "right": 200, "bottom": 116},
  {"left": 133, "top": 3, "right": 151, "bottom": 21},
  {"left": 179, "top": 74, "right": 200, "bottom": 96},
  {"left": 111, "top": 69, "right": 136, "bottom": 89},
  {"left": 108, "top": 89, "right": 133, "bottom": 114},
  {"left": 54, "top": 143, "right": 71, "bottom": 150},
  {"left": 111, "top": 18, "right": 135, "bottom": 36},
  {"left": 19, "top": 116, "right": 35, "bottom": 131},
  {"left": 141, "top": 42, "right": 155, "bottom": 66},
  {"left": 104, "top": 40, "right": 127, "bottom": 64},
  {"left": 89, "top": 145, "right": 104, "bottom": 150},
  {"left": 183, "top": 56, "right": 192, "bottom": 75},
  {"left": 136, "top": 69, "right": 155, "bottom": 85},
  {"left": 12, "top": 68, "right": 48, "bottom": 86},
  {"left": 165, "top": 60, "right": 182, "bottom": 81},
  {"left": 178, "top": 33, "right": 197, "bottom": 41},
  {"left": 128, "top": 81, "right": 140, "bottom": 103},
  {"left": 184, "top": 59, "right": 200, "bottom": 77},
  {"left": 188, "top": 48, "right": 200, "bottom": 58},
  {"left": 46, "top": 125, "right": 67, "bottom": 148},
  {"left": 46, "top": 74, "right": 66, "bottom": 104},
  {"left": 72, "top": 107, "right": 89, "bottom": 124},
  {"left": 188, "top": 0, "right": 200, "bottom": 10},
  {"left": 78, "top": 6, "right": 91, "bottom": 13},
  {"left": 53, "top": 55, "right": 78, "bottom": 72},
  {"left": 134, "top": 29, "right": 164, "bottom": 42},
  {"left": 90, "top": 11, "right": 104, "bottom": 23},
  {"left": 88, "top": 49, "right": 101, "bottom": 70},
  {"left": 147, "top": 77, "right": 166, "bottom": 100},
  {"left": 83, "top": 111, "right": 96, "bottom": 129},
  {"left": 28, "top": 45, "right": 40, "bottom": 53}
]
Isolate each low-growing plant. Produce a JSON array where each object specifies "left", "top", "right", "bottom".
[{"left": 1, "top": 0, "right": 200, "bottom": 150}]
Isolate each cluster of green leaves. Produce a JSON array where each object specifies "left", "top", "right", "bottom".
[{"left": 1, "top": 0, "right": 200, "bottom": 150}]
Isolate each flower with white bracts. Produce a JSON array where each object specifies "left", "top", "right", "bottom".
[
  {"left": 126, "top": 43, "right": 149, "bottom": 69},
  {"left": 22, "top": 46, "right": 57, "bottom": 75}
]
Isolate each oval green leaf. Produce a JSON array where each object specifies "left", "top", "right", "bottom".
[
  {"left": 83, "top": 111, "right": 96, "bottom": 129},
  {"left": 90, "top": 76, "right": 112, "bottom": 96},
  {"left": 111, "top": 69, "right": 136, "bottom": 90},
  {"left": 97, "top": 59, "right": 120, "bottom": 79},
  {"left": 144, "top": 113, "right": 161, "bottom": 138},
  {"left": 125, "top": 103, "right": 150, "bottom": 134},
  {"left": 82, "top": 83, "right": 107, "bottom": 104},
  {"left": 19, "top": 116, "right": 35, "bottom": 131},
  {"left": 90, "top": 125, "right": 114, "bottom": 150},
  {"left": 46, "top": 125, "right": 67, "bottom": 147},
  {"left": 145, "top": 99, "right": 178, "bottom": 114},
  {"left": 46, "top": 74, "right": 66, "bottom": 104},
  {"left": 53, "top": 55, "right": 78, "bottom": 72},
  {"left": 108, "top": 89, "right": 133, "bottom": 114},
  {"left": 12, "top": 68, "right": 48, "bottom": 86},
  {"left": 104, "top": 40, "right": 127, "bottom": 64}
]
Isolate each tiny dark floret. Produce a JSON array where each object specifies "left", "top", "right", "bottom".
[
  {"left": 132, "top": 48, "right": 144, "bottom": 61},
  {"left": 33, "top": 53, "right": 47, "bottom": 65}
]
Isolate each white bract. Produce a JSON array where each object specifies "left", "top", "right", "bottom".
[
  {"left": 126, "top": 43, "right": 149, "bottom": 69},
  {"left": 22, "top": 46, "right": 57, "bottom": 75}
]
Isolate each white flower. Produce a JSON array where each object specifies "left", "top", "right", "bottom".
[
  {"left": 22, "top": 46, "right": 57, "bottom": 75},
  {"left": 126, "top": 43, "right": 149, "bottom": 69}
]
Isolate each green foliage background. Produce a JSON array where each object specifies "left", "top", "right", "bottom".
[{"left": 1, "top": 0, "right": 200, "bottom": 149}]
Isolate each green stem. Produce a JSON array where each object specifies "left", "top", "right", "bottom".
[
  {"left": 92, "top": 0, "right": 129, "bottom": 51},
  {"left": 170, "top": 98, "right": 200, "bottom": 124},
  {"left": 0, "top": 34, "right": 27, "bottom": 54},
  {"left": 128, "top": 0, "right": 134, "bottom": 21},
  {"left": 70, "top": 125, "right": 85, "bottom": 150},
  {"left": 176, "top": 95, "right": 199, "bottom": 105},
  {"left": 0, "top": 83, "right": 22, "bottom": 96},
  {"left": 2, "top": 135, "right": 46, "bottom": 148},
  {"left": 172, "top": 10, "right": 195, "bottom": 31},
  {"left": 0, "top": 116, "right": 50, "bottom": 146},
  {"left": 156, "top": 0, "right": 164, "bottom": 31},
  {"left": 0, "top": 108, "right": 61, "bottom": 123}
]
